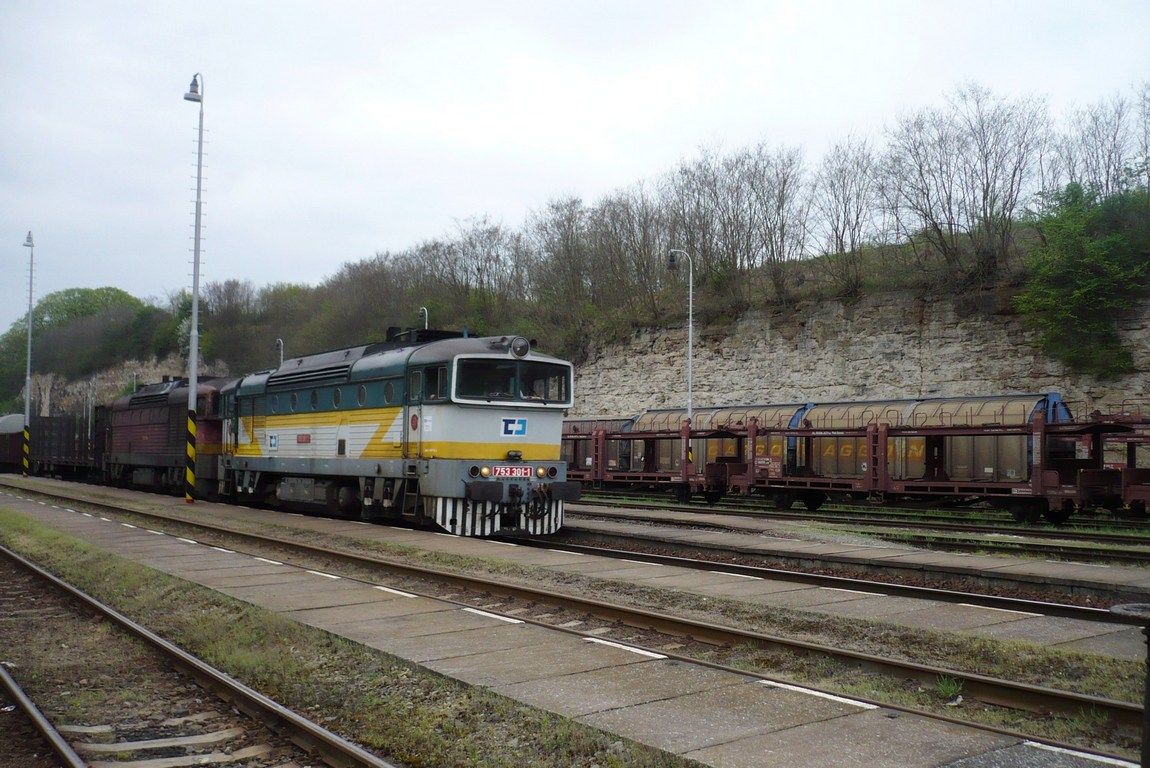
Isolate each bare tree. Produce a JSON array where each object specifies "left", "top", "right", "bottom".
[
  {"left": 1137, "top": 81, "right": 1150, "bottom": 189},
  {"left": 1059, "top": 94, "right": 1133, "bottom": 196},
  {"left": 812, "top": 136, "right": 878, "bottom": 296},
  {"left": 882, "top": 106, "right": 967, "bottom": 273},
  {"left": 950, "top": 84, "right": 1045, "bottom": 276},
  {"left": 746, "top": 144, "right": 810, "bottom": 304},
  {"left": 881, "top": 85, "right": 1045, "bottom": 282}
]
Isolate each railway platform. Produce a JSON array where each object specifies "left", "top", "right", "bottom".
[{"left": 0, "top": 479, "right": 1140, "bottom": 767}]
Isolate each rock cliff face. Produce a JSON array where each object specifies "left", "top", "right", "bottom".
[{"left": 572, "top": 291, "right": 1150, "bottom": 419}]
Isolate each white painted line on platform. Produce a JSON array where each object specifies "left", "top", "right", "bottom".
[
  {"left": 121, "top": 523, "right": 137, "bottom": 529},
  {"left": 585, "top": 638, "right": 666, "bottom": 659},
  {"left": 147, "top": 530, "right": 165, "bottom": 535},
  {"left": 177, "top": 537, "right": 198, "bottom": 545},
  {"left": 64, "top": 509, "right": 76, "bottom": 513},
  {"left": 710, "top": 570, "right": 762, "bottom": 580},
  {"left": 37, "top": 501, "right": 46, "bottom": 505},
  {"left": 374, "top": 586, "right": 416, "bottom": 598},
  {"left": 759, "top": 680, "right": 878, "bottom": 709},
  {"left": 51, "top": 505, "right": 60, "bottom": 509},
  {"left": 819, "top": 587, "right": 880, "bottom": 596},
  {"left": 620, "top": 558, "right": 651, "bottom": 565},
  {"left": 306, "top": 570, "right": 340, "bottom": 579},
  {"left": 98, "top": 517, "right": 111, "bottom": 521},
  {"left": 253, "top": 557, "right": 283, "bottom": 565},
  {"left": 210, "top": 547, "right": 234, "bottom": 553},
  {"left": 957, "top": 603, "right": 1043, "bottom": 617},
  {"left": 433, "top": 532, "right": 455, "bottom": 537},
  {"left": 81, "top": 512, "right": 93, "bottom": 517},
  {"left": 462, "top": 607, "right": 523, "bottom": 623},
  {"left": 489, "top": 540, "right": 518, "bottom": 546},
  {"left": 351, "top": 521, "right": 370, "bottom": 525},
  {"left": 1023, "top": 741, "right": 1137, "bottom": 767},
  {"left": 1057, "top": 561, "right": 1112, "bottom": 568}
]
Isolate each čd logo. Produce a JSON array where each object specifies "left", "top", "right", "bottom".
[{"left": 502, "top": 418, "right": 527, "bottom": 436}]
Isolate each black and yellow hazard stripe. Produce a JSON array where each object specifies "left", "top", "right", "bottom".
[
  {"left": 185, "top": 409, "right": 197, "bottom": 503},
  {"left": 22, "top": 425, "right": 30, "bottom": 477}
]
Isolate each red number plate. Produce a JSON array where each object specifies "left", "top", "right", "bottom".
[{"left": 492, "top": 465, "right": 532, "bottom": 478}]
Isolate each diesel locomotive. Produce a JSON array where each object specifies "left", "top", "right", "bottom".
[{"left": 3, "top": 328, "right": 580, "bottom": 537}]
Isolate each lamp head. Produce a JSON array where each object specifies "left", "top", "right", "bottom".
[
  {"left": 667, "top": 250, "right": 680, "bottom": 270},
  {"left": 183, "top": 74, "right": 202, "bottom": 103},
  {"left": 23, "top": 231, "right": 33, "bottom": 248}
]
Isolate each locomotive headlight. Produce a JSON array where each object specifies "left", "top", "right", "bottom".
[
  {"left": 510, "top": 336, "right": 530, "bottom": 358},
  {"left": 536, "top": 466, "right": 546, "bottom": 478},
  {"left": 468, "top": 465, "right": 480, "bottom": 478},
  {"left": 480, "top": 466, "right": 491, "bottom": 478},
  {"left": 547, "top": 466, "right": 558, "bottom": 478}
]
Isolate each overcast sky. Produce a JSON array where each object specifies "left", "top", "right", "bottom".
[{"left": 1, "top": 1, "right": 1147, "bottom": 333}]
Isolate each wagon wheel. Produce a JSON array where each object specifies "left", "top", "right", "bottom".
[
  {"left": 703, "top": 489, "right": 724, "bottom": 505},
  {"left": 674, "top": 484, "right": 691, "bottom": 504},
  {"left": 773, "top": 492, "right": 795, "bottom": 510}
]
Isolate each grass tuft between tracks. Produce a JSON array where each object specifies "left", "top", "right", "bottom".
[{"left": 0, "top": 510, "right": 699, "bottom": 768}]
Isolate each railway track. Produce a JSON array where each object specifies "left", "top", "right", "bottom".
[
  {"left": 1, "top": 479, "right": 1144, "bottom": 748},
  {"left": 510, "top": 537, "right": 1140, "bottom": 625},
  {"left": 581, "top": 492, "right": 1150, "bottom": 540},
  {"left": 0, "top": 541, "right": 399, "bottom": 768},
  {"left": 571, "top": 500, "right": 1150, "bottom": 564},
  {"left": 0, "top": 662, "right": 86, "bottom": 768}
]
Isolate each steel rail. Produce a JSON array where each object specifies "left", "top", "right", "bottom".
[
  {"left": 0, "top": 663, "right": 87, "bottom": 768},
  {"left": 0, "top": 544, "right": 400, "bottom": 768},
  {"left": 1, "top": 481, "right": 1142, "bottom": 732},
  {"left": 510, "top": 536, "right": 1143, "bottom": 625}
]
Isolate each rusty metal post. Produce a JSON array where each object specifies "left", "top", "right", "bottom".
[{"left": 1111, "top": 603, "right": 1150, "bottom": 765}]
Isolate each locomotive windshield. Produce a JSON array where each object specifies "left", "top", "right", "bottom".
[{"left": 455, "top": 358, "right": 571, "bottom": 405}]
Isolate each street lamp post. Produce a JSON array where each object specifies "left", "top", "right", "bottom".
[
  {"left": 275, "top": 338, "right": 284, "bottom": 367},
  {"left": 419, "top": 306, "right": 429, "bottom": 330},
  {"left": 667, "top": 249, "right": 694, "bottom": 424},
  {"left": 21, "top": 231, "right": 34, "bottom": 476},
  {"left": 183, "top": 73, "right": 204, "bottom": 503}
]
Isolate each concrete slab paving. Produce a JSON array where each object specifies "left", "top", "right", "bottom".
[
  {"left": 685, "top": 708, "right": 1018, "bottom": 768},
  {"left": 803, "top": 594, "right": 945, "bottom": 620},
  {"left": 631, "top": 571, "right": 766, "bottom": 590},
  {"left": 952, "top": 615, "right": 1133, "bottom": 645},
  {"left": 737, "top": 587, "right": 873, "bottom": 609},
  {"left": 286, "top": 596, "right": 451, "bottom": 629},
  {"left": 872, "top": 603, "right": 1026, "bottom": 631},
  {"left": 348, "top": 621, "right": 557, "bottom": 663},
  {"left": 494, "top": 658, "right": 744, "bottom": 718},
  {"left": 584, "top": 564, "right": 687, "bottom": 581},
  {"left": 196, "top": 568, "right": 306, "bottom": 589},
  {"left": 579, "top": 680, "right": 862, "bottom": 755},
  {"left": 685, "top": 577, "right": 812, "bottom": 598},
  {"left": 548, "top": 558, "right": 669, "bottom": 576},
  {"left": 423, "top": 633, "right": 650, "bottom": 686},
  {"left": 338, "top": 604, "right": 510, "bottom": 639},
  {"left": 941, "top": 742, "right": 1130, "bottom": 767},
  {"left": 1050, "top": 627, "right": 1148, "bottom": 660},
  {"left": 220, "top": 583, "right": 388, "bottom": 612}
]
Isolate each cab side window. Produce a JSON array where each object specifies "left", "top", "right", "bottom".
[
  {"left": 408, "top": 370, "right": 422, "bottom": 403},
  {"left": 424, "top": 366, "right": 448, "bottom": 400}
]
